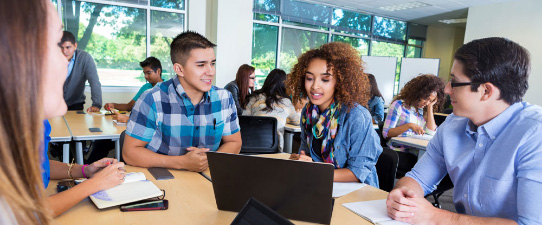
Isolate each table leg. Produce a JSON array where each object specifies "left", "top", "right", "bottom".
[
  {"left": 284, "top": 131, "right": 293, "bottom": 153},
  {"left": 75, "top": 141, "right": 84, "bottom": 165},
  {"left": 62, "top": 142, "right": 70, "bottom": 163},
  {"left": 115, "top": 139, "right": 120, "bottom": 162}
]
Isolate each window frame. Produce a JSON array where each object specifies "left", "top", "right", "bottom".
[{"left": 54, "top": 0, "right": 187, "bottom": 89}]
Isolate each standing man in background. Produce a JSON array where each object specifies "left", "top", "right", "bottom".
[{"left": 59, "top": 31, "right": 102, "bottom": 112}]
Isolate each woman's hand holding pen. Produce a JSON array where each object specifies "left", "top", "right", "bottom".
[
  {"left": 87, "top": 161, "right": 126, "bottom": 190},
  {"left": 85, "top": 158, "right": 123, "bottom": 177}
]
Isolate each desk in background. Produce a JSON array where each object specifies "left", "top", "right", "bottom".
[
  {"left": 63, "top": 111, "right": 125, "bottom": 164},
  {"left": 390, "top": 137, "right": 429, "bottom": 160},
  {"left": 48, "top": 116, "right": 72, "bottom": 163},
  {"left": 283, "top": 123, "right": 301, "bottom": 153},
  {"left": 50, "top": 154, "right": 388, "bottom": 225}
]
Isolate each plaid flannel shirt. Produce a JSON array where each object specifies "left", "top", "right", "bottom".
[{"left": 126, "top": 76, "right": 239, "bottom": 155}]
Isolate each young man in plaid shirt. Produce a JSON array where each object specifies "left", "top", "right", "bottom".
[{"left": 123, "top": 31, "right": 242, "bottom": 172}]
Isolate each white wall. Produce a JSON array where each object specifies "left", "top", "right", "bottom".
[
  {"left": 213, "top": 0, "right": 254, "bottom": 88},
  {"left": 465, "top": 0, "right": 542, "bottom": 105}
]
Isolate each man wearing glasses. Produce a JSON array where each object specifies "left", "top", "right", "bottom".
[{"left": 387, "top": 37, "right": 542, "bottom": 225}]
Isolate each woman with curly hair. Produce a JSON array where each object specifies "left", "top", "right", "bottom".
[
  {"left": 382, "top": 74, "right": 445, "bottom": 174},
  {"left": 225, "top": 64, "right": 256, "bottom": 116},
  {"left": 286, "top": 42, "right": 382, "bottom": 184}
]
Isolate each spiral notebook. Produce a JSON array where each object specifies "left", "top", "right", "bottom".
[{"left": 87, "top": 172, "right": 162, "bottom": 209}]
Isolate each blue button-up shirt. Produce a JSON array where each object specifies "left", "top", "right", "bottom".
[
  {"left": 300, "top": 104, "right": 382, "bottom": 187},
  {"left": 67, "top": 51, "right": 76, "bottom": 79},
  {"left": 407, "top": 102, "right": 542, "bottom": 224}
]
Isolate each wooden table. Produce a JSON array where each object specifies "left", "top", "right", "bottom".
[
  {"left": 63, "top": 111, "right": 126, "bottom": 164},
  {"left": 48, "top": 116, "right": 73, "bottom": 163},
  {"left": 390, "top": 137, "right": 429, "bottom": 159},
  {"left": 50, "top": 155, "right": 389, "bottom": 225}
]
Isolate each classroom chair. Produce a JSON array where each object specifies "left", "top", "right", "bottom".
[
  {"left": 375, "top": 148, "right": 399, "bottom": 192},
  {"left": 238, "top": 116, "right": 279, "bottom": 154}
]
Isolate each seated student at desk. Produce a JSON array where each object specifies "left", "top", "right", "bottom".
[
  {"left": 366, "top": 73, "right": 385, "bottom": 124},
  {"left": 123, "top": 31, "right": 242, "bottom": 172},
  {"left": 382, "top": 74, "right": 445, "bottom": 174},
  {"left": 104, "top": 56, "right": 164, "bottom": 123},
  {"left": 0, "top": 1, "right": 125, "bottom": 223},
  {"left": 242, "top": 68, "right": 300, "bottom": 152},
  {"left": 387, "top": 37, "right": 542, "bottom": 225},
  {"left": 286, "top": 42, "right": 382, "bottom": 184},
  {"left": 87, "top": 57, "right": 166, "bottom": 163}
]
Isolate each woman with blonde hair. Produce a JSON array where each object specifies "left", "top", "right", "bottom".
[
  {"left": 286, "top": 42, "right": 382, "bottom": 184},
  {"left": 0, "top": 0, "right": 125, "bottom": 223}
]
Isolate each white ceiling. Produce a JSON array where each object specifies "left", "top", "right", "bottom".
[{"left": 308, "top": 0, "right": 521, "bottom": 25}]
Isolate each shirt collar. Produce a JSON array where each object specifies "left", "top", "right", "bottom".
[
  {"left": 464, "top": 102, "right": 523, "bottom": 140},
  {"left": 70, "top": 51, "right": 76, "bottom": 63},
  {"left": 173, "top": 76, "right": 211, "bottom": 103}
]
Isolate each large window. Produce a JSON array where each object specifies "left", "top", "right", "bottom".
[
  {"left": 56, "top": 0, "right": 186, "bottom": 87},
  {"left": 252, "top": 0, "right": 426, "bottom": 94}
]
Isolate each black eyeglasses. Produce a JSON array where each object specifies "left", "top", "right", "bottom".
[{"left": 450, "top": 81, "right": 480, "bottom": 88}]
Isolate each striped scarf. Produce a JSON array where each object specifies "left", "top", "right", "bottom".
[{"left": 302, "top": 100, "right": 341, "bottom": 167}]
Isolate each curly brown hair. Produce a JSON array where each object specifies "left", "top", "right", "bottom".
[
  {"left": 393, "top": 74, "right": 445, "bottom": 112},
  {"left": 285, "top": 42, "right": 370, "bottom": 110}
]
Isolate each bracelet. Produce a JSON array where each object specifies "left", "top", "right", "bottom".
[
  {"left": 81, "top": 164, "right": 89, "bottom": 179},
  {"left": 67, "top": 158, "right": 75, "bottom": 180}
]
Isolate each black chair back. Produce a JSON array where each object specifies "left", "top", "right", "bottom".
[
  {"left": 118, "top": 130, "right": 126, "bottom": 162},
  {"left": 375, "top": 148, "right": 399, "bottom": 192},
  {"left": 239, "top": 116, "right": 279, "bottom": 154}
]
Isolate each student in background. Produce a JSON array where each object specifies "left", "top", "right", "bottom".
[
  {"left": 382, "top": 74, "right": 444, "bottom": 173},
  {"left": 366, "top": 73, "right": 385, "bottom": 124},
  {"left": 59, "top": 31, "right": 102, "bottom": 112},
  {"left": 123, "top": 31, "right": 242, "bottom": 171},
  {"left": 286, "top": 42, "right": 382, "bottom": 184},
  {"left": 225, "top": 64, "right": 256, "bottom": 116},
  {"left": 387, "top": 37, "right": 542, "bottom": 225},
  {"left": 104, "top": 56, "right": 164, "bottom": 123},
  {"left": 242, "top": 68, "right": 300, "bottom": 152},
  {"left": 0, "top": 0, "right": 124, "bottom": 223}
]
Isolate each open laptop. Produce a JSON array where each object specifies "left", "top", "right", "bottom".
[{"left": 207, "top": 152, "right": 335, "bottom": 224}]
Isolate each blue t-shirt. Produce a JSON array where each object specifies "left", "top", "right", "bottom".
[{"left": 41, "top": 120, "right": 51, "bottom": 188}]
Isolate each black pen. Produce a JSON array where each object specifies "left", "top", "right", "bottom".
[{"left": 213, "top": 118, "right": 216, "bottom": 130}]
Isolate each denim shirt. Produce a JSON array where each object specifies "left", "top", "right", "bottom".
[
  {"left": 407, "top": 102, "right": 542, "bottom": 224},
  {"left": 299, "top": 104, "right": 382, "bottom": 187},
  {"left": 368, "top": 96, "right": 385, "bottom": 123}
]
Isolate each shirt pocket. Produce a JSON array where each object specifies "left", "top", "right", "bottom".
[
  {"left": 479, "top": 176, "right": 517, "bottom": 218},
  {"left": 205, "top": 120, "right": 224, "bottom": 151}
]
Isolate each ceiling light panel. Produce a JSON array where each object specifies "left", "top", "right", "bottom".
[{"left": 378, "top": 1, "right": 432, "bottom": 12}]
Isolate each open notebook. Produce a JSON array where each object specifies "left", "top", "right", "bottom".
[
  {"left": 408, "top": 134, "right": 433, "bottom": 141},
  {"left": 87, "top": 172, "right": 162, "bottom": 209},
  {"left": 343, "top": 199, "right": 410, "bottom": 225}
]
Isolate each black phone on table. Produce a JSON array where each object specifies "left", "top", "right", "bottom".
[
  {"left": 148, "top": 167, "right": 174, "bottom": 180},
  {"left": 120, "top": 199, "right": 168, "bottom": 212}
]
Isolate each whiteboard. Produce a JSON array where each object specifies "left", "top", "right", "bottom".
[
  {"left": 399, "top": 58, "right": 440, "bottom": 91},
  {"left": 361, "top": 56, "right": 397, "bottom": 105}
]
